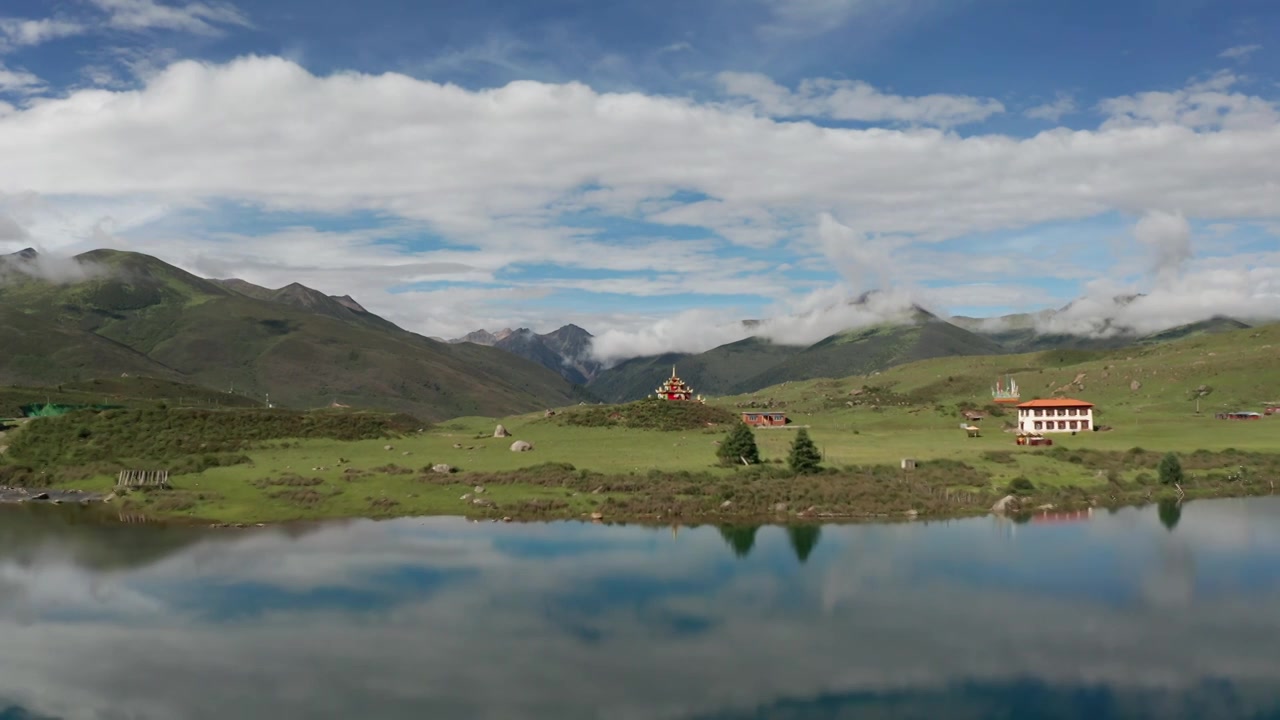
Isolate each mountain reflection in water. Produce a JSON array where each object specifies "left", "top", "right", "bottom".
[{"left": 2, "top": 498, "right": 1280, "bottom": 719}]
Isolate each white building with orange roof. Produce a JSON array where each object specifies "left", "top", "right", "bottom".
[{"left": 1016, "top": 398, "right": 1095, "bottom": 433}]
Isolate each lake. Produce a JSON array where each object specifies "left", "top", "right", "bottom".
[{"left": 3, "top": 498, "right": 1280, "bottom": 719}]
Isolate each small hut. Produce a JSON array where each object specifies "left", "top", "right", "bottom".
[
  {"left": 741, "top": 411, "right": 787, "bottom": 427},
  {"left": 1216, "top": 411, "right": 1262, "bottom": 420},
  {"left": 1015, "top": 432, "right": 1053, "bottom": 447}
]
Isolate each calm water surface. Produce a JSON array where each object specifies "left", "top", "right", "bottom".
[{"left": 3, "top": 498, "right": 1280, "bottom": 719}]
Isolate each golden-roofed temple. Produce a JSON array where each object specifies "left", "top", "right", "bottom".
[{"left": 655, "top": 366, "right": 703, "bottom": 402}]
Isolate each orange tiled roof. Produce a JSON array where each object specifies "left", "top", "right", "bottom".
[{"left": 1017, "top": 398, "right": 1094, "bottom": 408}]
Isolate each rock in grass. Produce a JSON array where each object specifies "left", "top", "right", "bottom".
[
  {"left": 991, "top": 495, "right": 1018, "bottom": 514},
  {"left": 432, "top": 464, "right": 453, "bottom": 474},
  {"left": 510, "top": 440, "right": 533, "bottom": 452}
]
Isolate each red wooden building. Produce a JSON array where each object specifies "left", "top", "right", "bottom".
[{"left": 741, "top": 411, "right": 787, "bottom": 427}]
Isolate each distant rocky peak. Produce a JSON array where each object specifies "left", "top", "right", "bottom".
[
  {"left": 451, "top": 329, "right": 500, "bottom": 346},
  {"left": 493, "top": 328, "right": 515, "bottom": 341},
  {"left": 552, "top": 323, "right": 592, "bottom": 337},
  {"left": 331, "top": 294, "right": 368, "bottom": 313}
]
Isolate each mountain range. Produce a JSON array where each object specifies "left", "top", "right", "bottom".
[
  {"left": 448, "top": 325, "right": 602, "bottom": 385},
  {"left": 0, "top": 248, "right": 587, "bottom": 421},
  {"left": 452, "top": 295, "right": 1257, "bottom": 403},
  {"left": 2, "top": 246, "right": 1258, "bottom": 417}
]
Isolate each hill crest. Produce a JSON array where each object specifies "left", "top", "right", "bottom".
[{"left": 0, "top": 248, "right": 586, "bottom": 420}]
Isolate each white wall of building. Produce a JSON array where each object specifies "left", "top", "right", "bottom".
[{"left": 1017, "top": 406, "right": 1094, "bottom": 433}]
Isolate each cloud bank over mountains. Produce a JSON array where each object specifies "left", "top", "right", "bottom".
[
  {"left": 0, "top": 51, "right": 1277, "bottom": 353},
  {"left": 590, "top": 206, "right": 1280, "bottom": 362}
]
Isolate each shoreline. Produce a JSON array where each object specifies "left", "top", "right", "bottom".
[
  {"left": 0, "top": 486, "right": 106, "bottom": 505},
  {"left": 9, "top": 478, "right": 1271, "bottom": 529}
]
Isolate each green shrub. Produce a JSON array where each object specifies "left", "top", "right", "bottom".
[
  {"left": 5, "top": 407, "right": 415, "bottom": 474},
  {"left": 1006, "top": 476, "right": 1036, "bottom": 495},
  {"left": 981, "top": 451, "right": 1016, "bottom": 464},
  {"left": 1158, "top": 453, "right": 1184, "bottom": 486}
]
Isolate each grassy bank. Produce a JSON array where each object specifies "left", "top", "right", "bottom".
[{"left": 4, "top": 322, "right": 1279, "bottom": 524}]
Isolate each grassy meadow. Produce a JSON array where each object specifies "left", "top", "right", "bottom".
[{"left": 3, "top": 321, "right": 1279, "bottom": 524}]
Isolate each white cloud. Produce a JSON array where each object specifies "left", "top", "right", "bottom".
[
  {"left": 1133, "top": 209, "right": 1193, "bottom": 281},
  {"left": 3, "top": 56, "right": 1278, "bottom": 248},
  {"left": 0, "top": 63, "right": 43, "bottom": 93},
  {"left": 1024, "top": 92, "right": 1076, "bottom": 122},
  {"left": 0, "top": 56, "right": 1279, "bottom": 350},
  {"left": 1220, "top": 44, "right": 1262, "bottom": 61},
  {"left": 0, "top": 17, "right": 86, "bottom": 50},
  {"left": 0, "top": 214, "right": 27, "bottom": 241},
  {"left": 1100, "top": 71, "right": 1280, "bottom": 131},
  {"left": 0, "top": 1, "right": 248, "bottom": 53},
  {"left": 717, "top": 71, "right": 1005, "bottom": 126},
  {"left": 87, "top": 0, "right": 251, "bottom": 35},
  {"left": 1033, "top": 263, "right": 1280, "bottom": 337},
  {"left": 588, "top": 284, "right": 925, "bottom": 362},
  {"left": 759, "top": 0, "right": 897, "bottom": 37},
  {"left": 657, "top": 41, "right": 692, "bottom": 54},
  {"left": 590, "top": 308, "right": 758, "bottom": 362}
]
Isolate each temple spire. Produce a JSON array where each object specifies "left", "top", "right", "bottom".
[{"left": 655, "top": 365, "right": 702, "bottom": 402}]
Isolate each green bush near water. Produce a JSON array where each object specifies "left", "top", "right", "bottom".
[
  {"left": 1159, "top": 452, "right": 1185, "bottom": 486},
  {"left": 0, "top": 407, "right": 420, "bottom": 486}
]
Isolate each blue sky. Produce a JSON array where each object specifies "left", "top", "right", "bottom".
[{"left": 1, "top": 0, "right": 1278, "bottom": 357}]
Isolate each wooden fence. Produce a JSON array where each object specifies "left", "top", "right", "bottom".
[{"left": 117, "top": 470, "right": 170, "bottom": 489}]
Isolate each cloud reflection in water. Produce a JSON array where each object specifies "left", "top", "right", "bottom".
[{"left": 0, "top": 499, "right": 1279, "bottom": 719}]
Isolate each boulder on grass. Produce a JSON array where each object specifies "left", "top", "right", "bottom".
[
  {"left": 494, "top": 424, "right": 511, "bottom": 438},
  {"left": 510, "top": 440, "right": 534, "bottom": 453}
]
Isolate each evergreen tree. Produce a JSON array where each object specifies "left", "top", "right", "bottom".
[
  {"left": 1157, "top": 497, "right": 1183, "bottom": 531},
  {"left": 1158, "top": 452, "right": 1184, "bottom": 486},
  {"left": 787, "top": 525, "right": 822, "bottom": 563},
  {"left": 719, "top": 525, "right": 760, "bottom": 558},
  {"left": 717, "top": 422, "right": 760, "bottom": 466},
  {"left": 788, "top": 428, "right": 822, "bottom": 474}
]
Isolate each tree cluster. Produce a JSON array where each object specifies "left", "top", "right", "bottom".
[{"left": 716, "top": 423, "right": 823, "bottom": 474}]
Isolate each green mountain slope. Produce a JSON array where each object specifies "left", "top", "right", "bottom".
[
  {"left": 949, "top": 298, "right": 1255, "bottom": 353},
  {"left": 718, "top": 321, "right": 1280, "bottom": 420},
  {"left": 0, "top": 377, "right": 265, "bottom": 418},
  {"left": 587, "top": 309, "right": 1004, "bottom": 403},
  {"left": 738, "top": 319, "right": 1005, "bottom": 393},
  {"left": 586, "top": 336, "right": 805, "bottom": 403},
  {"left": 1139, "top": 316, "right": 1252, "bottom": 344},
  {"left": 587, "top": 352, "right": 694, "bottom": 403},
  {"left": 0, "top": 249, "right": 586, "bottom": 420}
]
